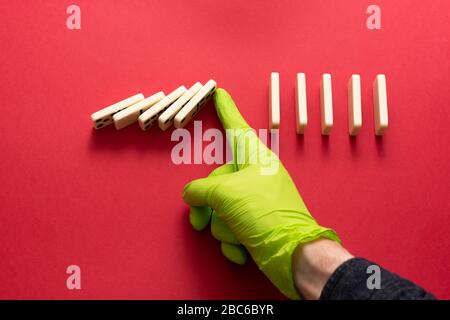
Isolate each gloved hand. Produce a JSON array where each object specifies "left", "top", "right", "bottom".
[{"left": 183, "top": 88, "right": 340, "bottom": 299}]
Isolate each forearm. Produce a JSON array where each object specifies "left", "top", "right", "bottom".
[
  {"left": 292, "top": 238, "right": 436, "bottom": 300},
  {"left": 292, "top": 238, "right": 353, "bottom": 299}
]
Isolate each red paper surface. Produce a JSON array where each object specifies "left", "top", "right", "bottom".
[{"left": 0, "top": 0, "right": 449, "bottom": 299}]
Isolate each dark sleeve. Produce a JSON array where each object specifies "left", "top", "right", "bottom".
[{"left": 319, "top": 257, "right": 436, "bottom": 300}]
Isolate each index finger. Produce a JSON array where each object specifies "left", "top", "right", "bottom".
[{"left": 213, "top": 88, "right": 251, "bottom": 130}]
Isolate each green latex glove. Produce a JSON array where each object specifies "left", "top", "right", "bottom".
[{"left": 183, "top": 88, "right": 341, "bottom": 299}]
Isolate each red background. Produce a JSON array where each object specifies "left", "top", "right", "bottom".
[{"left": 0, "top": 0, "right": 449, "bottom": 299}]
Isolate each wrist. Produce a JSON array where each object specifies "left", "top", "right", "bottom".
[{"left": 292, "top": 238, "right": 353, "bottom": 300}]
